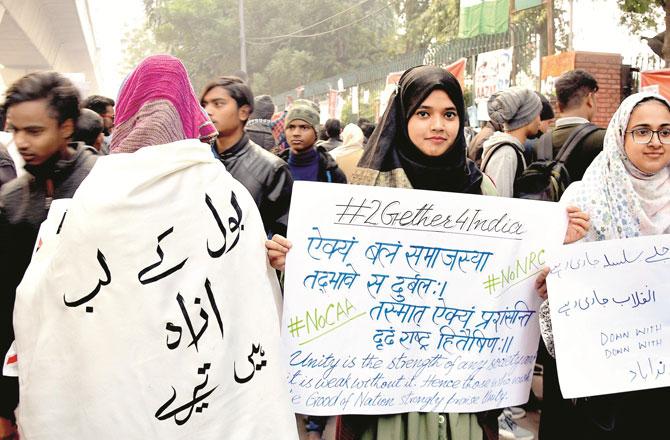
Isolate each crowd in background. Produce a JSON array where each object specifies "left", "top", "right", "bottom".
[{"left": 1, "top": 53, "right": 669, "bottom": 440}]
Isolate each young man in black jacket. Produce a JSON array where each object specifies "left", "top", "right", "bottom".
[
  {"left": 201, "top": 76, "right": 293, "bottom": 237},
  {"left": 0, "top": 71, "right": 98, "bottom": 437},
  {"left": 279, "top": 99, "right": 347, "bottom": 184}
]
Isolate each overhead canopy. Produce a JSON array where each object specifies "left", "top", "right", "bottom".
[{"left": 0, "top": 0, "right": 100, "bottom": 95}]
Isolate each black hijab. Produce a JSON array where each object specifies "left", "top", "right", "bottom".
[{"left": 359, "top": 65, "right": 483, "bottom": 194}]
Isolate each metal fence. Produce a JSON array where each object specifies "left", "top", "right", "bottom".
[{"left": 272, "top": 22, "right": 542, "bottom": 118}]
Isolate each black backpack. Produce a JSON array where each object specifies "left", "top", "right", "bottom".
[{"left": 481, "top": 123, "right": 599, "bottom": 201}]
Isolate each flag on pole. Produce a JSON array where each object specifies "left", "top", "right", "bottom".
[{"left": 459, "top": 0, "right": 510, "bottom": 38}]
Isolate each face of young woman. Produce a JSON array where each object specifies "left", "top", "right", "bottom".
[
  {"left": 624, "top": 100, "right": 670, "bottom": 175},
  {"left": 407, "top": 89, "right": 460, "bottom": 157}
]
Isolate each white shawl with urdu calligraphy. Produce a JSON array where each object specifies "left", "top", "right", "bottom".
[{"left": 13, "top": 140, "right": 298, "bottom": 439}]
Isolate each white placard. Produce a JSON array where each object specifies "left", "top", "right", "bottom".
[
  {"left": 547, "top": 234, "right": 670, "bottom": 398},
  {"left": 14, "top": 140, "right": 298, "bottom": 439},
  {"left": 283, "top": 182, "right": 566, "bottom": 415}
]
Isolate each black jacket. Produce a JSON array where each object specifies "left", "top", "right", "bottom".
[
  {"left": 246, "top": 119, "right": 275, "bottom": 151},
  {"left": 279, "top": 146, "right": 347, "bottom": 184},
  {"left": 549, "top": 123, "right": 604, "bottom": 182},
  {"left": 217, "top": 134, "right": 292, "bottom": 237}
]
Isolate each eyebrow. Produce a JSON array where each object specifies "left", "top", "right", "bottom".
[
  {"left": 8, "top": 123, "right": 46, "bottom": 130},
  {"left": 417, "top": 105, "right": 457, "bottom": 111},
  {"left": 632, "top": 123, "right": 670, "bottom": 128},
  {"left": 202, "top": 97, "right": 226, "bottom": 104}
]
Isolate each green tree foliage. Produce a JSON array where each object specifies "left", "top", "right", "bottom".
[
  {"left": 129, "top": 0, "right": 561, "bottom": 97},
  {"left": 131, "top": 0, "right": 396, "bottom": 95},
  {"left": 617, "top": 0, "right": 669, "bottom": 65},
  {"left": 385, "top": 0, "right": 460, "bottom": 53},
  {"left": 618, "top": 0, "right": 665, "bottom": 33},
  {"left": 121, "top": 25, "right": 167, "bottom": 73}
]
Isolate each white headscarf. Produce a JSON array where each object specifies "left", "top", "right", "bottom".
[
  {"left": 330, "top": 123, "right": 365, "bottom": 160},
  {"left": 562, "top": 92, "right": 670, "bottom": 241},
  {"left": 342, "top": 123, "right": 365, "bottom": 148}
]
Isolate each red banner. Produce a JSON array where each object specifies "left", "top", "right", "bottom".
[
  {"left": 445, "top": 57, "right": 467, "bottom": 88},
  {"left": 641, "top": 69, "right": 670, "bottom": 101}
]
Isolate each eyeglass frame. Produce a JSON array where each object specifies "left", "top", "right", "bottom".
[{"left": 624, "top": 127, "right": 670, "bottom": 145}]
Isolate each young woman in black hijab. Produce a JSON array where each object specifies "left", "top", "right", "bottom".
[
  {"left": 266, "top": 65, "right": 500, "bottom": 439},
  {"left": 344, "top": 65, "right": 498, "bottom": 440},
  {"left": 352, "top": 65, "right": 494, "bottom": 197}
]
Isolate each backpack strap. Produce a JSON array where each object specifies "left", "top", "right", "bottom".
[
  {"left": 555, "top": 123, "right": 600, "bottom": 163},
  {"left": 536, "top": 129, "right": 554, "bottom": 160},
  {"left": 481, "top": 142, "right": 525, "bottom": 180}
]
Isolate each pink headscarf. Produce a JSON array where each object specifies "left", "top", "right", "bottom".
[{"left": 110, "top": 54, "right": 217, "bottom": 153}]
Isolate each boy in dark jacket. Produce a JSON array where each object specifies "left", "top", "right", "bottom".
[
  {"left": 280, "top": 100, "right": 347, "bottom": 184},
  {"left": 202, "top": 76, "right": 293, "bottom": 237},
  {"left": 277, "top": 99, "right": 345, "bottom": 439},
  {"left": 0, "top": 71, "right": 98, "bottom": 437}
]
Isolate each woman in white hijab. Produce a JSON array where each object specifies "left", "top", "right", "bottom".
[
  {"left": 329, "top": 123, "right": 365, "bottom": 180},
  {"left": 537, "top": 92, "right": 670, "bottom": 439}
]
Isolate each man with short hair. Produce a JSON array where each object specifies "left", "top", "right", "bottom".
[
  {"left": 538, "top": 69, "right": 605, "bottom": 181},
  {"left": 82, "top": 95, "right": 115, "bottom": 154},
  {"left": 201, "top": 76, "right": 292, "bottom": 237},
  {"left": 73, "top": 108, "right": 105, "bottom": 152},
  {"left": 0, "top": 71, "right": 98, "bottom": 437},
  {"left": 317, "top": 118, "right": 343, "bottom": 151},
  {"left": 280, "top": 100, "right": 346, "bottom": 184}
]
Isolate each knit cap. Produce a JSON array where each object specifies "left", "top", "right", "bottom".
[
  {"left": 250, "top": 95, "right": 275, "bottom": 120},
  {"left": 285, "top": 99, "right": 320, "bottom": 130},
  {"left": 487, "top": 87, "right": 542, "bottom": 131}
]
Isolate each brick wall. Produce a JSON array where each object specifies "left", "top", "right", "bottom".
[{"left": 573, "top": 52, "right": 623, "bottom": 128}]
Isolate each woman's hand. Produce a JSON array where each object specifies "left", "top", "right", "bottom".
[
  {"left": 535, "top": 266, "right": 551, "bottom": 301},
  {"left": 265, "top": 234, "right": 292, "bottom": 272},
  {"left": 564, "top": 206, "right": 590, "bottom": 244}
]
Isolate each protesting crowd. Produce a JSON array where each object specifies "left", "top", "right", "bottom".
[{"left": 0, "top": 48, "right": 668, "bottom": 440}]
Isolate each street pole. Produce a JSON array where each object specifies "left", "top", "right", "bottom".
[
  {"left": 239, "top": 0, "right": 247, "bottom": 73},
  {"left": 546, "top": 0, "right": 555, "bottom": 55},
  {"left": 568, "top": 0, "right": 574, "bottom": 51}
]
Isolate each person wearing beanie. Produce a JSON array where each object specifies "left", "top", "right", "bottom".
[
  {"left": 246, "top": 94, "right": 276, "bottom": 151},
  {"left": 201, "top": 76, "right": 293, "bottom": 237},
  {"left": 480, "top": 87, "right": 542, "bottom": 198},
  {"left": 278, "top": 104, "right": 345, "bottom": 440},
  {"left": 279, "top": 99, "right": 346, "bottom": 185}
]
